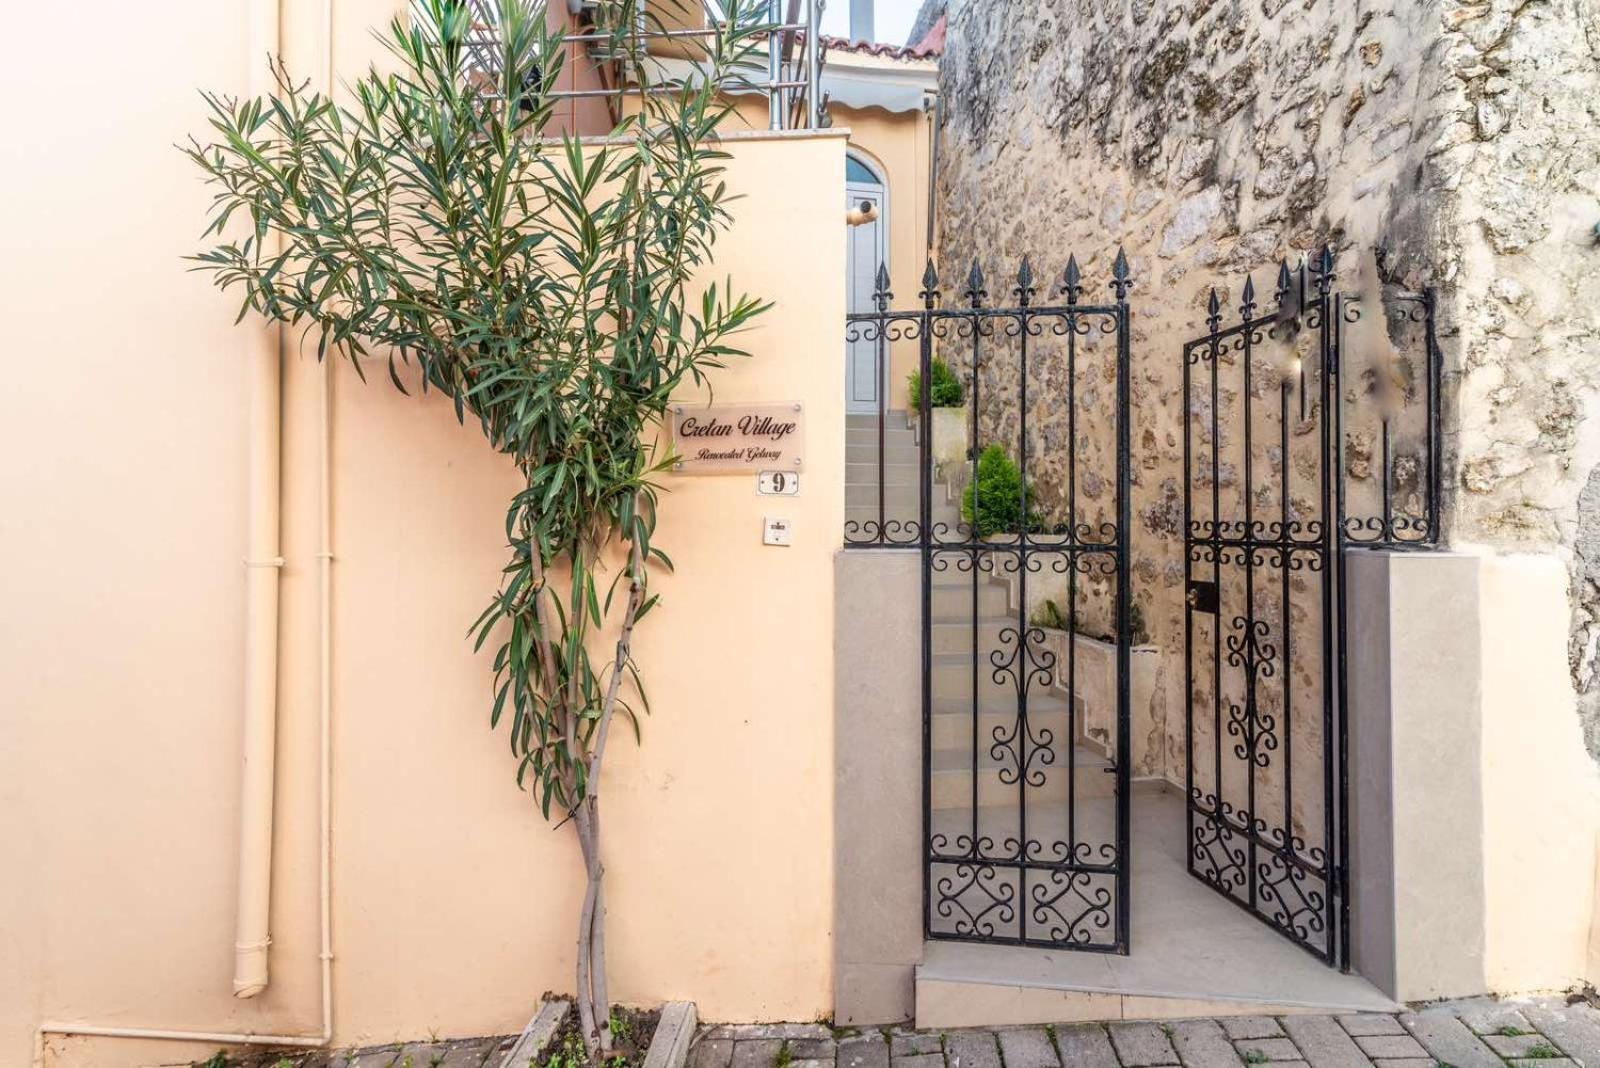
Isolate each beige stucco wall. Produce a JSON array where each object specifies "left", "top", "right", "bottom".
[
  {"left": 717, "top": 87, "right": 935, "bottom": 416},
  {"left": 0, "top": 3, "right": 847, "bottom": 1065}
]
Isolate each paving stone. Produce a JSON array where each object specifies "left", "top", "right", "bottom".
[
  {"left": 1353, "top": 1036, "right": 1426, "bottom": 1060},
  {"left": 996, "top": 1028, "right": 1058, "bottom": 1068},
  {"left": 1508, "top": 1061, "right": 1579, "bottom": 1068},
  {"left": 1221, "top": 1019, "right": 1285, "bottom": 1042},
  {"left": 1399, "top": 1011, "right": 1502, "bottom": 1068},
  {"left": 1053, "top": 1025, "right": 1118, "bottom": 1068},
  {"left": 788, "top": 1040, "right": 838, "bottom": 1059},
  {"left": 1371, "top": 1061, "right": 1435, "bottom": 1068},
  {"left": 1279, "top": 1015, "right": 1369, "bottom": 1068},
  {"left": 730, "top": 1038, "right": 784, "bottom": 1068},
  {"left": 791, "top": 1060, "right": 834, "bottom": 1068},
  {"left": 944, "top": 1030, "right": 1002, "bottom": 1068},
  {"left": 892, "top": 1034, "right": 944, "bottom": 1057},
  {"left": 1456, "top": 1003, "right": 1533, "bottom": 1036},
  {"left": 397, "top": 1044, "right": 453, "bottom": 1067},
  {"left": 839, "top": 1034, "right": 890, "bottom": 1068},
  {"left": 710, "top": 1027, "right": 836, "bottom": 1042},
  {"left": 1485, "top": 1033, "right": 1554, "bottom": 1058},
  {"left": 434, "top": 1040, "right": 495, "bottom": 1068},
  {"left": 1524, "top": 1003, "right": 1600, "bottom": 1066},
  {"left": 1169, "top": 1019, "right": 1244, "bottom": 1068},
  {"left": 348, "top": 1048, "right": 403, "bottom": 1068},
  {"left": 691, "top": 1038, "right": 735, "bottom": 1068},
  {"left": 1109, "top": 1022, "right": 1180, "bottom": 1067},
  {"left": 895, "top": 1055, "right": 945, "bottom": 1068},
  {"left": 1231, "top": 1038, "right": 1302, "bottom": 1062},
  {"left": 1336, "top": 1017, "right": 1405, "bottom": 1038}
]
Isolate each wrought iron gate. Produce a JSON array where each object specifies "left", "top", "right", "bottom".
[
  {"left": 1181, "top": 248, "right": 1440, "bottom": 966},
  {"left": 846, "top": 252, "right": 1135, "bottom": 952}
]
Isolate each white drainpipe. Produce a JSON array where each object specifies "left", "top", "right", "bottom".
[{"left": 33, "top": 0, "right": 336, "bottom": 1057}]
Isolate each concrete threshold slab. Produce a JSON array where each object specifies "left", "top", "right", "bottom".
[{"left": 915, "top": 792, "right": 1400, "bottom": 1029}]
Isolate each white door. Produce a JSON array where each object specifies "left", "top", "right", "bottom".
[{"left": 845, "top": 174, "right": 887, "bottom": 415}]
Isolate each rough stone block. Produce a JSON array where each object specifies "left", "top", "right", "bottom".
[
  {"left": 1484, "top": 1033, "right": 1549, "bottom": 1058},
  {"left": 1399, "top": 1010, "right": 1501, "bottom": 1068},
  {"left": 891, "top": 1033, "right": 944, "bottom": 1057},
  {"left": 1336, "top": 1016, "right": 1405, "bottom": 1038},
  {"left": 788, "top": 1040, "right": 838, "bottom": 1059},
  {"left": 729, "top": 1038, "right": 784, "bottom": 1068},
  {"left": 644, "top": 1003, "right": 700, "bottom": 1068},
  {"left": 839, "top": 1034, "right": 890, "bottom": 1068},
  {"left": 690, "top": 1038, "right": 735, "bottom": 1068},
  {"left": 1278, "top": 1015, "right": 1369, "bottom": 1068},
  {"left": 499, "top": 999, "right": 571, "bottom": 1068},
  {"left": 1523, "top": 1003, "right": 1600, "bottom": 1066},
  {"left": 1220, "top": 1019, "right": 1284, "bottom": 1041},
  {"left": 1052, "top": 1025, "right": 1117, "bottom": 1068},
  {"left": 1231, "top": 1038, "right": 1301, "bottom": 1062},
  {"left": 1353, "top": 1036, "right": 1427, "bottom": 1060},
  {"left": 1456, "top": 1003, "right": 1531, "bottom": 1036},
  {"left": 995, "top": 1028, "right": 1058, "bottom": 1068},
  {"left": 895, "top": 1055, "right": 945, "bottom": 1068},
  {"left": 1108, "top": 1022, "right": 1180, "bottom": 1067},
  {"left": 1168, "top": 1019, "right": 1244, "bottom": 1068},
  {"left": 944, "top": 1030, "right": 1002, "bottom": 1068}
]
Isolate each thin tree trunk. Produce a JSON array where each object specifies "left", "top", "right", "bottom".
[
  {"left": 575, "top": 512, "right": 648, "bottom": 1057},
  {"left": 574, "top": 802, "right": 601, "bottom": 1053}
]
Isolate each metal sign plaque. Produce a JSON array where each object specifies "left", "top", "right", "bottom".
[{"left": 671, "top": 403, "right": 805, "bottom": 474}]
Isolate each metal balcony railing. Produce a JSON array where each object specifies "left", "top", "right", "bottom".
[{"left": 456, "top": 0, "right": 826, "bottom": 131}]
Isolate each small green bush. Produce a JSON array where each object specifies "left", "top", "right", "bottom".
[
  {"left": 908, "top": 358, "right": 965, "bottom": 408},
  {"left": 962, "top": 444, "right": 1037, "bottom": 536}
]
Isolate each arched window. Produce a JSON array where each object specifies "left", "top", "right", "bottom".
[{"left": 846, "top": 154, "right": 883, "bottom": 186}]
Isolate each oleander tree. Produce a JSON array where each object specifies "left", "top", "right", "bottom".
[{"left": 184, "top": 0, "right": 770, "bottom": 1053}]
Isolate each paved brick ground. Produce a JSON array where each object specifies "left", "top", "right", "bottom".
[
  {"left": 210, "top": 997, "right": 1600, "bottom": 1067},
  {"left": 688, "top": 999, "right": 1600, "bottom": 1068}
]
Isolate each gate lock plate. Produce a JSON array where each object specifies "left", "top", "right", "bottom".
[{"left": 1187, "top": 580, "right": 1219, "bottom": 614}]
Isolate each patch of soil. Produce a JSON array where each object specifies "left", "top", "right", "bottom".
[{"left": 542, "top": 1004, "right": 660, "bottom": 1068}]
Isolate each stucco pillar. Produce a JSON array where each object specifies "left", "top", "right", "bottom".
[
  {"left": 1346, "top": 549, "right": 1488, "bottom": 1001},
  {"left": 834, "top": 549, "right": 922, "bottom": 1024}
]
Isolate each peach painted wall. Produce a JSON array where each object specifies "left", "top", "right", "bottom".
[{"left": 0, "top": 2, "right": 846, "bottom": 1065}]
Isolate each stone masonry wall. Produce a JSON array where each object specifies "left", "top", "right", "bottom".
[{"left": 933, "top": 0, "right": 1600, "bottom": 795}]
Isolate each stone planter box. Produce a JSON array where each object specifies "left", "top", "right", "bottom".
[
  {"left": 910, "top": 404, "right": 970, "bottom": 475},
  {"left": 1036, "top": 627, "right": 1159, "bottom": 774}
]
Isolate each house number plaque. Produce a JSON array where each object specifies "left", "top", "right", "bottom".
[{"left": 671, "top": 403, "right": 805, "bottom": 474}]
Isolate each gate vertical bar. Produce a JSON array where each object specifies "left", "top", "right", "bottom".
[
  {"left": 1240, "top": 277, "right": 1259, "bottom": 919},
  {"left": 1015, "top": 259, "right": 1034, "bottom": 944},
  {"left": 1333, "top": 279, "right": 1352, "bottom": 970},
  {"left": 920, "top": 262, "right": 936, "bottom": 940},
  {"left": 1315, "top": 247, "right": 1338, "bottom": 963},
  {"left": 1113, "top": 249, "right": 1132, "bottom": 953}
]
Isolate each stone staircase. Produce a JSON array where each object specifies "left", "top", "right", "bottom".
[{"left": 844, "top": 412, "right": 1112, "bottom": 821}]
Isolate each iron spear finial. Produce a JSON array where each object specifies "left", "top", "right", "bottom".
[{"left": 1111, "top": 247, "right": 1131, "bottom": 301}]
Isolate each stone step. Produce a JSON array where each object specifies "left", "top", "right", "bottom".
[
  {"left": 930, "top": 619, "right": 1033, "bottom": 654},
  {"left": 844, "top": 461, "right": 922, "bottom": 488},
  {"left": 931, "top": 582, "right": 1011, "bottom": 619},
  {"left": 933, "top": 653, "right": 1044, "bottom": 698},
  {"left": 847, "top": 410, "right": 911, "bottom": 429},
  {"left": 929, "top": 696, "right": 1077, "bottom": 750},
  {"left": 846, "top": 428, "right": 918, "bottom": 450},
  {"left": 847, "top": 483, "right": 926, "bottom": 508},
  {"left": 929, "top": 745, "right": 1115, "bottom": 809}
]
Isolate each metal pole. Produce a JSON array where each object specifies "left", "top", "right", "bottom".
[
  {"left": 768, "top": 0, "right": 784, "bottom": 129},
  {"left": 805, "top": 0, "right": 820, "bottom": 128}
]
